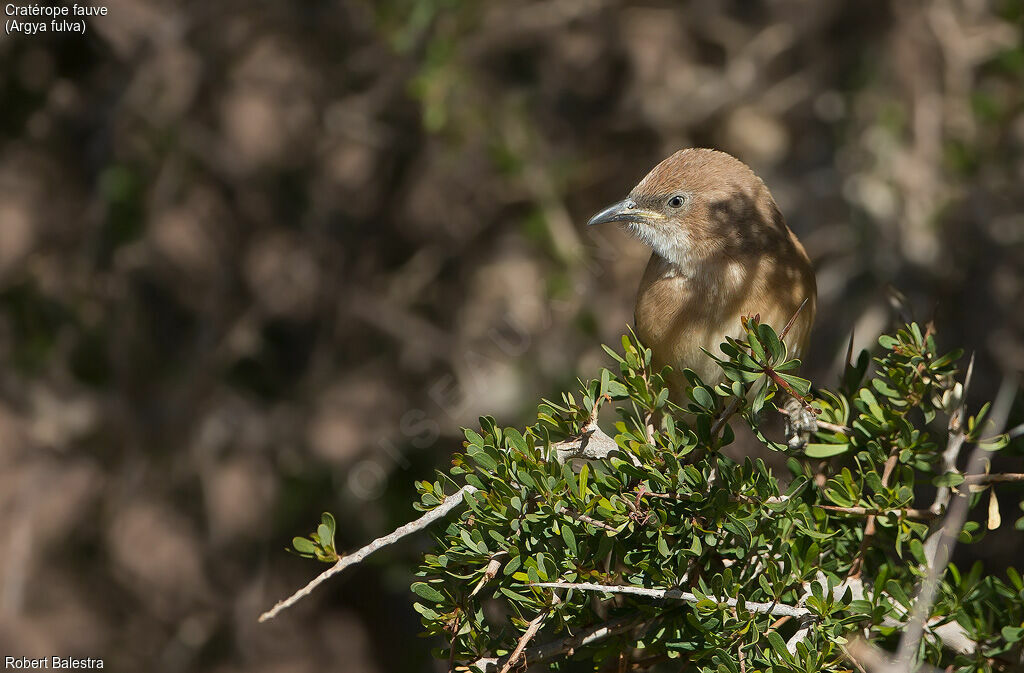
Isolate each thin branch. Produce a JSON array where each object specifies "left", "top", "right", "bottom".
[
  {"left": 786, "top": 614, "right": 815, "bottom": 655},
  {"left": 644, "top": 492, "right": 789, "bottom": 506},
  {"left": 964, "top": 473, "right": 1024, "bottom": 484},
  {"left": 932, "top": 353, "right": 974, "bottom": 513},
  {"left": 470, "top": 551, "right": 509, "bottom": 598},
  {"left": 848, "top": 447, "right": 901, "bottom": 579},
  {"left": 844, "top": 638, "right": 943, "bottom": 673},
  {"left": 895, "top": 377, "right": 1017, "bottom": 668},
  {"left": 774, "top": 406, "right": 852, "bottom": 435},
  {"left": 730, "top": 494, "right": 789, "bottom": 506},
  {"left": 779, "top": 297, "right": 810, "bottom": 342},
  {"left": 459, "top": 614, "right": 643, "bottom": 672},
  {"left": 817, "top": 505, "right": 937, "bottom": 520},
  {"left": 651, "top": 491, "right": 938, "bottom": 521},
  {"left": 526, "top": 581, "right": 812, "bottom": 619},
  {"left": 552, "top": 420, "right": 638, "bottom": 465},
  {"left": 259, "top": 485, "right": 478, "bottom": 622},
  {"left": 498, "top": 609, "right": 549, "bottom": 673},
  {"left": 711, "top": 397, "right": 743, "bottom": 438},
  {"left": 561, "top": 507, "right": 619, "bottom": 533},
  {"left": 841, "top": 577, "right": 977, "bottom": 656}
]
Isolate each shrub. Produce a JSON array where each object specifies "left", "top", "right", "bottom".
[{"left": 271, "top": 320, "right": 1023, "bottom": 673}]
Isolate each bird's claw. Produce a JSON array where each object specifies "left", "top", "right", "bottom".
[{"left": 784, "top": 397, "right": 818, "bottom": 450}]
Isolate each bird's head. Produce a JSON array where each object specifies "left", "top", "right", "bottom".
[{"left": 588, "top": 148, "right": 787, "bottom": 273}]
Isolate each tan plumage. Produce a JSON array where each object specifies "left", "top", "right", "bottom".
[{"left": 588, "top": 148, "right": 816, "bottom": 396}]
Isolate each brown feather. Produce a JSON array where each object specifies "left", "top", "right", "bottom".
[{"left": 601, "top": 149, "right": 816, "bottom": 396}]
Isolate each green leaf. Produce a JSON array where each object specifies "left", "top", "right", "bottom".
[
  {"left": 505, "top": 428, "right": 529, "bottom": 456},
  {"left": 607, "top": 380, "right": 629, "bottom": 397},
  {"left": 766, "top": 630, "right": 792, "bottom": 662},
  {"left": 317, "top": 523, "right": 333, "bottom": 551},
  {"left": 411, "top": 582, "right": 445, "bottom": 603},
  {"left": 577, "top": 462, "right": 590, "bottom": 499},
  {"left": 804, "top": 443, "right": 850, "bottom": 458},
  {"left": 467, "top": 446, "right": 499, "bottom": 472},
  {"left": 464, "top": 428, "right": 485, "bottom": 447},
  {"left": 602, "top": 344, "right": 625, "bottom": 364},
  {"left": 500, "top": 587, "right": 532, "bottom": 602},
  {"left": 503, "top": 555, "right": 522, "bottom": 576},
  {"left": 878, "top": 335, "right": 898, "bottom": 349},
  {"left": 561, "top": 526, "right": 578, "bottom": 555},
  {"left": 1001, "top": 626, "right": 1024, "bottom": 643},
  {"left": 908, "top": 539, "right": 927, "bottom": 565},
  {"left": 757, "top": 322, "right": 783, "bottom": 362},
  {"left": 692, "top": 386, "right": 715, "bottom": 410},
  {"left": 777, "top": 373, "right": 811, "bottom": 397},
  {"left": 412, "top": 602, "right": 439, "bottom": 620},
  {"left": 292, "top": 537, "right": 316, "bottom": 555},
  {"left": 933, "top": 472, "right": 964, "bottom": 487},
  {"left": 318, "top": 512, "right": 336, "bottom": 551},
  {"left": 748, "top": 332, "right": 766, "bottom": 363},
  {"left": 599, "top": 368, "right": 610, "bottom": 397}
]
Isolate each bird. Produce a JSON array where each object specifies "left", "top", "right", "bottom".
[{"left": 587, "top": 148, "right": 816, "bottom": 399}]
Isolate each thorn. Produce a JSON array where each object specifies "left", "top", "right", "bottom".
[{"left": 780, "top": 298, "right": 810, "bottom": 343}]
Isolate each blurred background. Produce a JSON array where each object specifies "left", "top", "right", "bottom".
[{"left": 0, "top": 0, "right": 1022, "bottom": 670}]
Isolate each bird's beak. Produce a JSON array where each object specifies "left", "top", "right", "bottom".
[{"left": 587, "top": 198, "right": 660, "bottom": 227}]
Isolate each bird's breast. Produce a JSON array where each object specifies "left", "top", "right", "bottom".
[
  {"left": 634, "top": 269, "right": 736, "bottom": 387},
  {"left": 633, "top": 251, "right": 815, "bottom": 391}
]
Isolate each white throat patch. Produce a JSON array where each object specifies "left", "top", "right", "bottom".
[{"left": 628, "top": 222, "right": 696, "bottom": 276}]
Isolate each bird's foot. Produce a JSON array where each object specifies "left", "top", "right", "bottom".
[{"left": 784, "top": 397, "right": 818, "bottom": 451}]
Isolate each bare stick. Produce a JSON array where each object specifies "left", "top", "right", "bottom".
[
  {"left": 964, "top": 473, "right": 1024, "bottom": 484},
  {"left": 527, "top": 581, "right": 812, "bottom": 619},
  {"left": 786, "top": 615, "right": 815, "bottom": 655},
  {"left": 561, "top": 507, "right": 619, "bottom": 533},
  {"left": 817, "top": 505, "right": 937, "bottom": 520},
  {"left": 654, "top": 491, "right": 937, "bottom": 521},
  {"left": 779, "top": 297, "right": 810, "bottom": 342},
  {"left": 848, "top": 448, "right": 901, "bottom": 579},
  {"left": 552, "top": 420, "right": 638, "bottom": 465},
  {"left": 774, "top": 406, "right": 851, "bottom": 435},
  {"left": 711, "top": 397, "right": 743, "bottom": 438},
  {"left": 498, "top": 609, "right": 549, "bottom": 673},
  {"left": 470, "top": 551, "right": 509, "bottom": 598},
  {"left": 841, "top": 577, "right": 976, "bottom": 656},
  {"left": 647, "top": 492, "right": 790, "bottom": 507},
  {"left": 460, "top": 614, "right": 643, "bottom": 672},
  {"left": 844, "top": 638, "right": 943, "bottom": 673},
  {"left": 932, "top": 354, "right": 974, "bottom": 513},
  {"left": 259, "top": 485, "right": 478, "bottom": 622},
  {"left": 895, "top": 377, "right": 1017, "bottom": 668}
]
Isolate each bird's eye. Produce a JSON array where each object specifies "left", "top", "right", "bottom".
[{"left": 667, "top": 194, "right": 687, "bottom": 209}]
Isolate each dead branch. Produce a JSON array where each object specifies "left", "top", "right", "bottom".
[
  {"left": 459, "top": 614, "right": 643, "bottom": 672},
  {"left": 527, "top": 581, "right": 812, "bottom": 619},
  {"left": 895, "top": 377, "right": 1017, "bottom": 669},
  {"left": 259, "top": 485, "right": 478, "bottom": 622}
]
